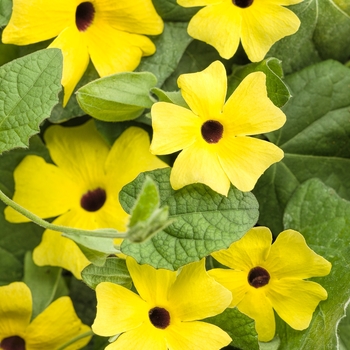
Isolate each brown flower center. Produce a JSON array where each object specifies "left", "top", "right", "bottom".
[
  {"left": 248, "top": 266, "right": 270, "bottom": 288},
  {"left": 0, "top": 336, "right": 26, "bottom": 350},
  {"left": 232, "top": 0, "right": 254, "bottom": 8},
  {"left": 80, "top": 188, "right": 106, "bottom": 212},
  {"left": 149, "top": 307, "right": 170, "bottom": 329},
  {"left": 76, "top": 2, "right": 95, "bottom": 32},
  {"left": 201, "top": 120, "right": 224, "bottom": 143}
]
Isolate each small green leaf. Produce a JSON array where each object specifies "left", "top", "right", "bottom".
[
  {"left": 151, "top": 88, "right": 189, "bottom": 108},
  {"left": 0, "top": 0, "right": 12, "bottom": 26},
  {"left": 279, "top": 179, "right": 350, "bottom": 349},
  {"left": 152, "top": 0, "right": 200, "bottom": 22},
  {"left": 227, "top": 57, "right": 291, "bottom": 107},
  {"left": 205, "top": 308, "right": 259, "bottom": 350},
  {"left": 76, "top": 71, "right": 157, "bottom": 122},
  {"left": 0, "top": 48, "right": 62, "bottom": 154},
  {"left": 120, "top": 168, "right": 259, "bottom": 270},
  {"left": 81, "top": 258, "right": 132, "bottom": 290}
]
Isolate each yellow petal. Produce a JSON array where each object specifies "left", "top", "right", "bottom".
[
  {"left": 104, "top": 323, "right": 167, "bottom": 350},
  {"left": 178, "top": 0, "right": 224, "bottom": 6},
  {"left": 4, "top": 155, "right": 77, "bottom": 223},
  {"left": 218, "top": 136, "right": 284, "bottom": 192},
  {"left": 241, "top": 3, "right": 301, "bottom": 62},
  {"left": 26, "top": 297, "right": 91, "bottom": 350},
  {"left": 2, "top": 0, "right": 74, "bottom": 45},
  {"left": 86, "top": 19, "right": 156, "bottom": 77},
  {"left": 166, "top": 321, "right": 232, "bottom": 350},
  {"left": 95, "top": 0, "right": 163, "bottom": 35},
  {"left": 212, "top": 227, "right": 272, "bottom": 271},
  {"left": 150, "top": 102, "right": 200, "bottom": 155},
  {"left": 267, "top": 279, "right": 328, "bottom": 330},
  {"left": 126, "top": 257, "right": 177, "bottom": 306},
  {"left": 177, "top": 61, "right": 227, "bottom": 118},
  {"left": 0, "top": 282, "right": 32, "bottom": 339},
  {"left": 43, "top": 121, "right": 109, "bottom": 187},
  {"left": 93, "top": 282, "right": 149, "bottom": 336},
  {"left": 208, "top": 268, "right": 248, "bottom": 307},
  {"left": 223, "top": 72, "right": 286, "bottom": 135},
  {"left": 169, "top": 259, "right": 232, "bottom": 321},
  {"left": 266, "top": 229, "right": 332, "bottom": 279},
  {"left": 32, "top": 221, "right": 90, "bottom": 280},
  {"left": 48, "top": 26, "right": 90, "bottom": 106},
  {"left": 238, "top": 288, "right": 276, "bottom": 341},
  {"left": 185, "top": 3, "right": 242, "bottom": 59},
  {"left": 170, "top": 141, "right": 231, "bottom": 196}
]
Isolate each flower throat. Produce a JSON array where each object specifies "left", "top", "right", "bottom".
[
  {"left": 0, "top": 336, "right": 26, "bottom": 350},
  {"left": 76, "top": 2, "right": 95, "bottom": 31},
  {"left": 80, "top": 188, "right": 106, "bottom": 212},
  {"left": 232, "top": 0, "right": 254, "bottom": 8}
]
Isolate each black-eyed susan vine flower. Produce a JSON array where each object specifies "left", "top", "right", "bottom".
[
  {"left": 209, "top": 227, "right": 332, "bottom": 342},
  {"left": 177, "top": 0, "right": 303, "bottom": 62},
  {"left": 150, "top": 60, "right": 286, "bottom": 196},
  {"left": 2, "top": 0, "right": 163, "bottom": 105},
  {"left": 92, "top": 258, "right": 232, "bottom": 350},
  {"left": 4, "top": 121, "right": 168, "bottom": 279},
  {"left": 0, "top": 282, "right": 91, "bottom": 349}
]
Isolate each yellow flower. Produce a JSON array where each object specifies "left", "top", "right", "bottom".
[
  {"left": 150, "top": 60, "right": 286, "bottom": 195},
  {"left": 209, "top": 227, "right": 332, "bottom": 342},
  {"left": 2, "top": 0, "right": 163, "bottom": 105},
  {"left": 4, "top": 121, "right": 168, "bottom": 279},
  {"left": 0, "top": 282, "right": 91, "bottom": 350},
  {"left": 92, "top": 258, "right": 232, "bottom": 350},
  {"left": 177, "top": 0, "right": 302, "bottom": 61}
]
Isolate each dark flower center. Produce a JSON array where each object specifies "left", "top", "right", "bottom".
[
  {"left": 248, "top": 266, "right": 270, "bottom": 288},
  {"left": 76, "top": 2, "right": 95, "bottom": 32},
  {"left": 0, "top": 336, "right": 26, "bottom": 350},
  {"left": 149, "top": 307, "right": 171, "bottom": 329},
  {"left": 80, "top": 188, "right": 106, "bottom": 212},
  {"left": 201, "top": 120, "right": 224, "bottom": 144},
  {"left": 232, "top": 0, "right": 254, "bottom": 8}
]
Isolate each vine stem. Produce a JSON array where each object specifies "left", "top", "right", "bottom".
[
  {"left": 56, "top": 331, "right": 95, "bottom": 350},
  {"left": 0, "top": 188, "right": 126, "bottom": 238}
]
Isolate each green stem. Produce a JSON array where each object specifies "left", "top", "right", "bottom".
[
  {"left": 0, "top": 189, "right": 126, "bottom": 239},
  {"left": 56, "top": 331, "right": 94, "bottom": 350}
]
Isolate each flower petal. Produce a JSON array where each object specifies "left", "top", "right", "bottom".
[
  {"left": 223, "top": 72, "right": 286, "bottom": 136},
  {"left": 150, "top": 102, "right": 200, "bottom": 155},
  {"left": 4, "top": 155, "right": 77, "bottom": 223},
  {"left": 212, "top": 227, "right": 272, "bottom": 271},
  {"left": 241, "top": 3, "right": 301, "bottom": 62},
  {"left": 169, "top": 259, "right": 232, "bottom": 321},
  {"left": 0, "top": 282, "right": 32, "bottom": 339},
  {"left": 126, "top": 258, "right": 177, "bottom": 306},
  {"left": 2, "top": 0, "right": 74, "bottom": 45},
  {"left": 26, "top": 297, "right": 91, "bottom": 349},
  {"left": 267, "top": 279, "right": 328, "bottom": 330},
  {"left": 93, "top": 282, "right": 149, "bottom": 336},
  {"left": 237, "top": 288, "right": 276, "bottom": 342},
  {"left": 43, "top": 121, "right": 109, "bottom": 186},
  {"left": 48, "top": 26, "right": 90, "bottom": 105},
  {"left": 185, "top": 3, "right": 241, "bottom": 59},
  {"left": 218, "top": 136, "right": 284, "bottom": 192},
  {"left": 178, "top": 0, "right": 224, "bottom": 6},
  {"left": 95, "top": 0, "right": 163, "bottom": 35},
  {"left": 177, "top": 61, "right": 227, "bottom": 119},
  {"left": 170, "top": 141, "right": 231, "bottom": 196},
  {"left": 104, "top": 323, "right": 167, "bottom": 350},
  {"left": 86, "top": 20, "right": 156, "bottom": 77},
  {"left": 166, "top": 321, "right": 232, "bottom": 350},
  {"left": 266, "top": 229, "right": 332, "bottom": 279}
]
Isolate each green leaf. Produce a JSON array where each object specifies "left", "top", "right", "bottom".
[
  {"left": 120, "top": 168, "right": 259, "bottom": 270},
  {"left": 338, "top": 303, "right": 350, "bottom": 349},
  {"left": 151, "top": 88, "right": 189, "bottom": 109},
  {"left": 227, "top": 58, "right": 291, "bottom": 108},
  {"left": 0, "top": 48, "right": 62, "bottom": 154},
  {"left": 76, "top": 72, "right": 157, "bottom": 122},
  {"left": 205, "top": 308, "right": 259, "bottom": 350},
  {"left": 253, "top": 60, "right": 350, "bottom": 234},
  {"left": 278, "top": 178, "right": 350, "bottom": 349},
  {"left": 23, "top": 252, "right": 63, "bottom": 319},
  {"left": 0, "top": 247, "right": 22, "bottom": 286},
  {"left": 152, "top": 0, "right": 200, "bottom": 22},
  {"left": 136, "top": 22, "right": 192, "bottom": 87},
  {"left": 267, "top": 0, "right": 350, "bottom": 74},
  {"left": 81, "top": 258, "right": 132, "bottom": 290},
  {"left": 0, "top": 0, "right": 12, "bottom": 26}
]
